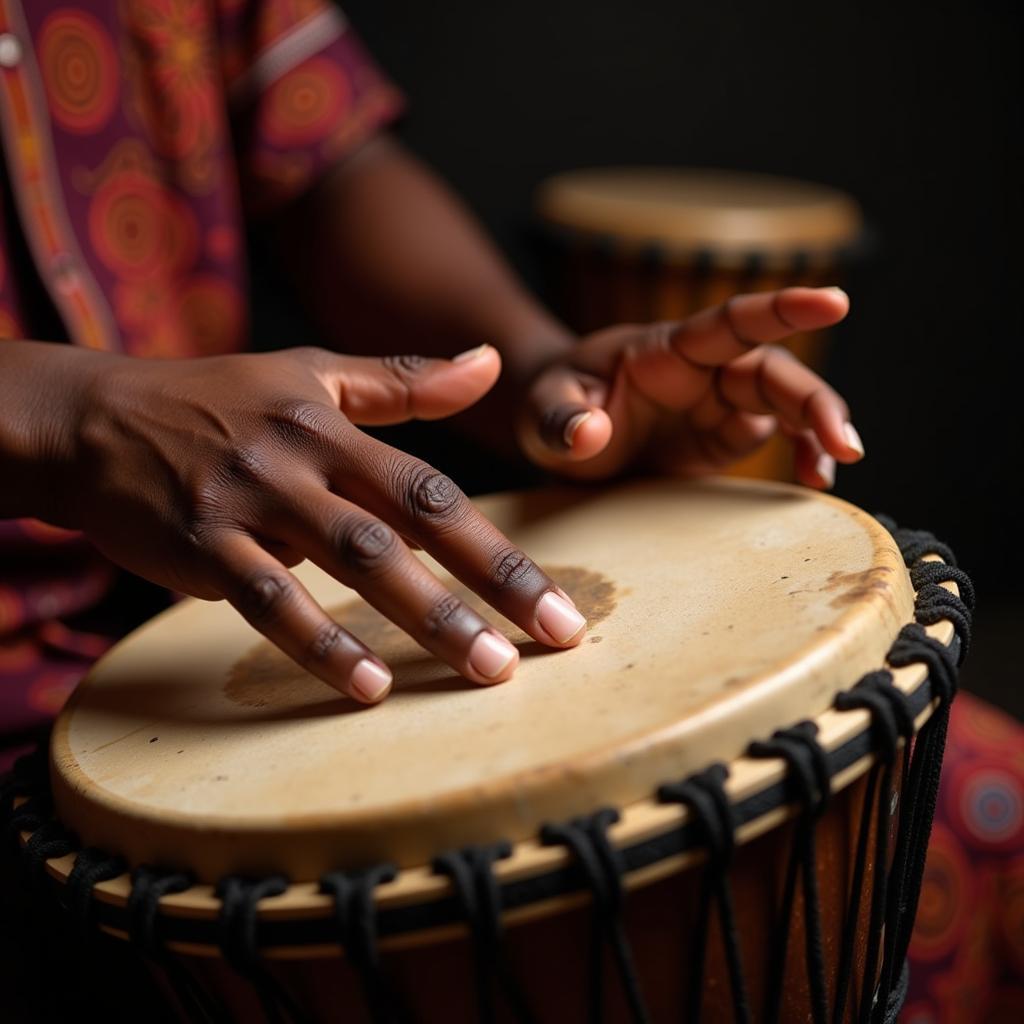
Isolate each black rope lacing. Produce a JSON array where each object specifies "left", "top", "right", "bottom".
[
  {"left": 130, "top": 865, "right": 229, "bottom": 1024},
  {"left": 22, "top": 818, "right": 76, "bottom": 881},
  {"left": 908, "top": 560, "right": 975, "bottom": 662},
  {"left": 65, "top": 847, "right": 127, "bottom": 931},
  {"left": 859, "top": 520, "right": 971, "bottom": 1021},
  {"left": 832, "top": 671, "right": 915, "bottom": 1024},
  {"left": 747, "top": 721, "right": 831, "bottom": 1024},
  {"left": 319, "top": 863, "right": 410, "bottom": 1024},
  {"left": 541, "top": 808, "right": 651, "bottom": 1024},
  {"left": 657, "top": 763, "right": 751, "bottom": 1024},
  {"left": 874, "top": 624, "right": 960, "bottom": 1017},
  {"left": 432, "top": 843, "right": 537, "bottom": 1024},
  {"left": 874, "top": 515, "right": 958, "bottom": 569},
  {"left": 216, "top": 874, "right": 309, "bottom": 1024},
  {"left": 3, "top": 745, "right": 54, "bottom": 848}
]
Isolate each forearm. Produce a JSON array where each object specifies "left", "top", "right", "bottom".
[
  {"left": 275, "top": 135, "right": 574, "bottom": 394},
  {"left": 0, "top": 340, "right": 101, "bottom": 521}
]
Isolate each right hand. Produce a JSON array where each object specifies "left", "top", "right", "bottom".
[{"left": 47, "top": 344, "right": 587, "bottom": 703}]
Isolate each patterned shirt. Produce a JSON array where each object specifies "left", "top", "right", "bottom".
[{"left": 0, "top": 0, "right": 401, "bottom": 747}]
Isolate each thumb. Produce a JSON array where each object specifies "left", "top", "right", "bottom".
[
  {"left": 517, "top": 364, "right": 614, "bottom": 469},
  {"left": 320, "top": 345, "right": 502, "bottom": 425}
]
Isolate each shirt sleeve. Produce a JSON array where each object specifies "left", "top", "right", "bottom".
[{"left": 219, "top": 0, "right": 405, "bottom": 216}]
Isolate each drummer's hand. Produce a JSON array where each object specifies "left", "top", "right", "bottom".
[
  {"left": 63, "top": 346, "right": 587, "bottom": 703},
  {"left": 518, "top": 287, "right": 864, "bottom": 487}
]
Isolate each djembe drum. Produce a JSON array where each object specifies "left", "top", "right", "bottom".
[
  {"left": 3, "top": 479, "right": 972, "bottom": 1024},
  {"left": 536, "top": 169, "right": 866, "bottom": 481}
]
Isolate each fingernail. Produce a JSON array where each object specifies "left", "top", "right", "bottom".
[
  {"left": 537, "top": 591, "right": 587, "bottom": 644},
  {"left": 563, "top": 411, "right": 592, "bottom": 448},
  {"left": 824, "top": 286, "right": 848, "bottom": 299},
  {"left": 843, "top": 422, "right": 865, "bottom": 457},
  {"left": 469, "top": 631, "right": 518, "bottom": 680},
  {"left": 350, "top": 659, "right": 392, "bottom": 702},
  {"left": 815, "top": 453, "right": 836, "bottom": 489},
  {"left": 453, "top": 344, "right": 491, "bottom": 363}
]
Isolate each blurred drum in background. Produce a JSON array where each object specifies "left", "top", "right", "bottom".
[{"left": 536, "top": 168, "right": 865, "bottom": 481}]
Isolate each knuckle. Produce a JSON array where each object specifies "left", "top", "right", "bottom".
[
  {"left": 401, "top": 463, "right": 466, "bottom": 529},
  {"left": 487, "top": 546, "right": 539, "bottom": 592},
  {"left": 381, "top": 353, "right": 429, "bottom": 378},
  {"left": 184, "top": 483, "right": 234, "bottom": 547},
  {"left": 305, "top": 620, "right": 345, "bottom": 664},
  {"left": 423, "top": 593, "right": 469, "bottom": 637},
  {"left": 266, "top": 398, "right": 334, "bottom": 447},
  {"left": 235, "top": 571, "right": 292, "bottom": 626},
  {"left": 221, "top": 444, "right": 274, "bottom": 488},
  {"left": 288, "top": 345, "right": 326, "bottom": 364},
  {"left": 333, "top": 515, "right": 398, "bottom": 574}
]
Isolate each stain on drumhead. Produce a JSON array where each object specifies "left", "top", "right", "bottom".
[
  {"left": 224, "top": 566, "right": 616, "bottom": 710},
  {"left": 824, "top": 566, "right": 895, "bottom": 609}
]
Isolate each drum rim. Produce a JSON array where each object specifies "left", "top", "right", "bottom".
[
  {"left": 19, "top": 573, "right": 958, "bottom": 957},
  {"left": 535, "top": 165, "right": 865, "bottom": 265}
]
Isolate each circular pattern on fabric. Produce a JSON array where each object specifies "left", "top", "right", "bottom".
[
  {"left": 122, "top": 0, "right": 218, "bottom": 167},
  {"left": 951, "top": 692, "right": 1022, "bottom": 755},
  {"left": 261, "top": 56, "right": 349, "bottom": 147},
  {"left": 177, "top": 275, "right": 245, "bottom": 354},
  {"left": 38, "top": 10, "right": 118, "bottom": 134},
  {"left": 0, "top": 585, "right": 25, "bottom": 634},
  {"left": 948, "top": 760, "right": 1024, "bottom": 853},
  {"left": 205, "top": 224, "right": 239, "bottom": 263},
  {"left": 27, "top": 666, "right": 82, "bottom": 717},
  {"left": 910, "top": 822, "right": 971, "bottom": 962},
  {"left": 88, "top": 171, "right": 199, "bottom": 280},
  {"left": 0, "top": 639, "right": 38, "bottom": 673}
]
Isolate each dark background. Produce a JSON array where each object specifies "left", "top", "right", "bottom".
[{"left": 266, "top": 1, "right": 1022, "bottom": 710}]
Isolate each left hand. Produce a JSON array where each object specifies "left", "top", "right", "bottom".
[{"left": 517, "top": 286, "right": 864, "bottom": 488}]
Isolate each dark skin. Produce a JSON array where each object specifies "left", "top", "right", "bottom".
[{"left": 0, "top": 136, "right": 864, "bottom": 704}]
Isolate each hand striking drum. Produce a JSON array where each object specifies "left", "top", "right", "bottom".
[{"left": 4, "top": 479, "right": 972, "bottom": 1024}]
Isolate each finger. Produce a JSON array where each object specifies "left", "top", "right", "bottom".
[
  {"left": 312, "top": 345, "right": 502, "bottom": 425},
  {"left": 519, "top": 365, "right": 613, "bottom": 466},
  {"left": 685, "top": 411, "right": 778, "bottom": 469},
  {"left": 668, "top": 286, "right": 849, "bottom": 368},
  {"left": 716, "top": 346, "right": 864, "bottom": 462},
  {"left": 782, "top": 424, "right": 836, "bottom": 490},
  {"left": 341, "top": 443, "right": 588, "bottom": 648},
  {"left": 209, "top": 531, "right": 393, "bottom": 704},
  {"left": 276, "top": 490, "right": 521, "bottom": 686}
]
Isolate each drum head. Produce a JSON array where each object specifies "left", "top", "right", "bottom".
[
  {"left": 51, "top": 479, "right": 912, "bottom": 881},
  {"left": 536, "top": 167, "right": 862, "bottom": 261}
]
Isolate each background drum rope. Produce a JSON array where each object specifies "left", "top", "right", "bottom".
[{"left": 1, "top": 515, "right": 974, "bottom": 1024}]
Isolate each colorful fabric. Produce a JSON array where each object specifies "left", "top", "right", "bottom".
[
  {"left": 0, "top": 0, "right": 401, "bottom": 751},
  {"left": 905, "top": 692, "right": 1024, "bottom": 1023}
]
